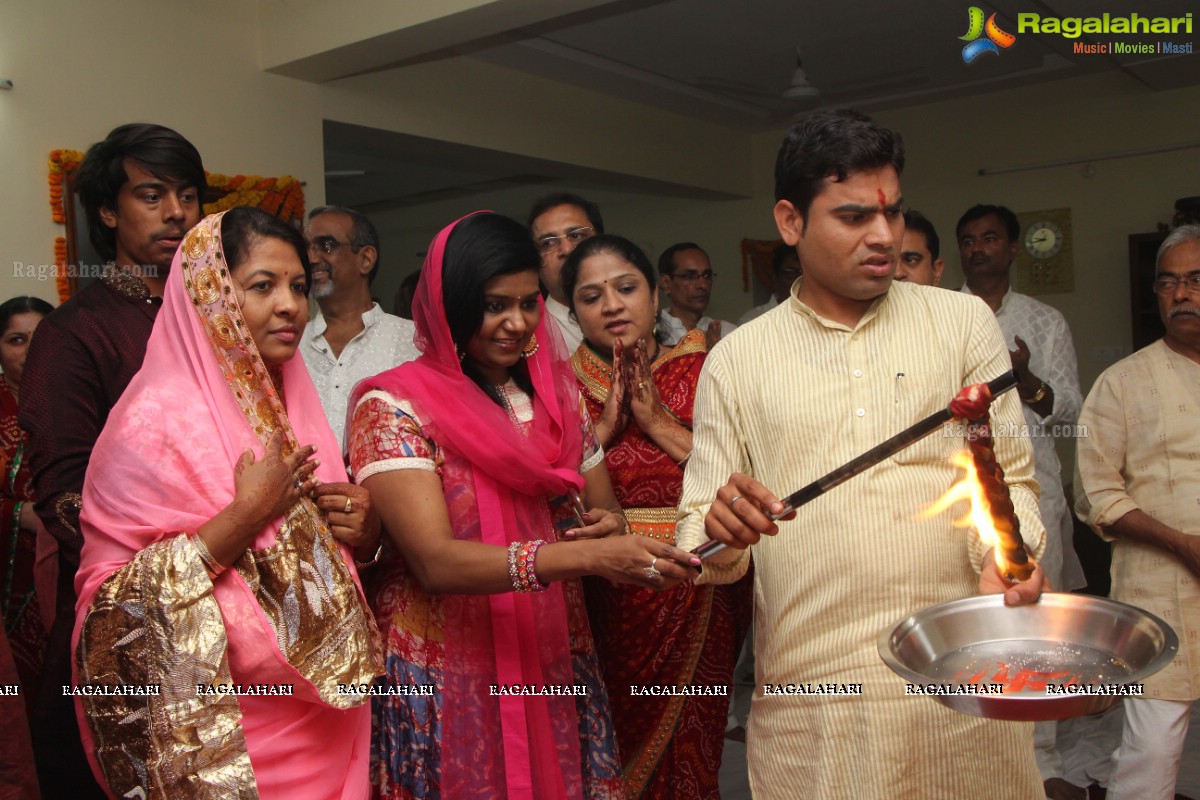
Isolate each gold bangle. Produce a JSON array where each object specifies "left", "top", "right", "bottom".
[
  {"left": 191, "top": 533, "right": 226, "bottom": 578},
  {"left": 354, "top": 540, "right": 384, "bottom": 569},
  {"left": 1024, "top": 381, "right": 1048, "bottom": 404}
]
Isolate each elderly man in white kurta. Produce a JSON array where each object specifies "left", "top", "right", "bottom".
[
  {"left": 1075, "top": 224, "right": 1200, "bottom": 800},
  {"left": 676, "top": 109, "right": 1047, "bottom": 800}
]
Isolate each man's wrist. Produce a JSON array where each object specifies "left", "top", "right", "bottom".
[{"left": 1019, "top": 378, "right": 1048, "bottom": 403}]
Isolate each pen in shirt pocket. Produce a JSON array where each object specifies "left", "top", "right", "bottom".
[{"left": 894, "top": 372, "right": 905, "bottom": 404}]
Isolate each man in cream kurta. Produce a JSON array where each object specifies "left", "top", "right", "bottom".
[
  {"left": 676, "top": 109, "right": 1046, "bottom": 800},
  {"left": 1074, "top": 225, "right": 1200, "bottom": 800}
]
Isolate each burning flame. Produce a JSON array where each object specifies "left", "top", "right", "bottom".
[{"left": 921, "top": 450, "right": 1016, "bottom": 577}]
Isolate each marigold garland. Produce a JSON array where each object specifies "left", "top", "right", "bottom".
[
  {"left": 48, "top": 149, "right": 84, "bottom": 302},
  {"left": 203, "top": 173, "right": 305, "bottom": 225},
  {"left": 47, "top": 149, "right": 305, "bottom": 304}
]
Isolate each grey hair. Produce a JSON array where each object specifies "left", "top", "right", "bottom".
[
  {"left": 1157, "top": 224, "right": 1200, "bottom": 271},
  {"left": 308, "top": 205, "right": 381, "bottom": 283}
]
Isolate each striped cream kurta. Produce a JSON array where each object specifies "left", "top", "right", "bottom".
[
  {"left": 677, "top": 281, "right": 1045, "bottom": 800},
  {"left": 1075, "top": 340, "right": 1200, "bottom": 701}
]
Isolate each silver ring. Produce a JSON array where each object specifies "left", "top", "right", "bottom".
[
  {"left": 644, "top": 558, "right": 662, "bottom": 580},
  {"left": 730, "top": 494, "right": 744, "bottom": 508},
  {"left": 295, "top": 477, "right": 304, "bottom": 491},
  {"left": 344, "top": 497, "right": 353, "bottom": 514}
]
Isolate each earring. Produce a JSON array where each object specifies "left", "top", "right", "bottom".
[
  {"left": 521, "top": 333, "right": 540, "bottom": 359},
  {"left": 455, "top": 344, "right": 466, "bottom": 362}
]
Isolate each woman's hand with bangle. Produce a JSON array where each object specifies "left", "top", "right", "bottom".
[
  {"left": 590, "top": 534, "right": 701, "bottom": 589},
  {"left": 198, "top": 429, "right": 319, "bottom": 569}
]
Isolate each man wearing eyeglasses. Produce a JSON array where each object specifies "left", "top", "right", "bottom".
[
  {"left": 301, "top": 206, "right": 418, "bottom": 449},
  {"left": 657, "top": 243, "right": 738, "bottom": 348},
  {"left": 1075, "top": 224, "right": 1200, "bottom": 800},
  {"left": 528, "top": 193, "right": 604, "bottom": 352}
]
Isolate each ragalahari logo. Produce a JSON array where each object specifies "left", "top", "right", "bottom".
[{"left": 960, "top": 7, "right": 1017, "bottom": 63}]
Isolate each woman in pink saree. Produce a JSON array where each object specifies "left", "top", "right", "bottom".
[
  {"left": 347, "top": 212, "right": 702, "bottom": 799},
  {"left": 72, "top": 208, "right": 383, "bottom": 800}
]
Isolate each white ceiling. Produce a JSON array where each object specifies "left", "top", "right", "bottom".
[{"left": 325, "top": 0, "right": 1200, "bottom": 208}]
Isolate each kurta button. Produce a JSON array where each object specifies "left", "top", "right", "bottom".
[
  {"left": 853, "top": 369, "right": 862, "bottom": 378},
  {"left": 856, "top": 408, "right": 865, "bottom": 417}
]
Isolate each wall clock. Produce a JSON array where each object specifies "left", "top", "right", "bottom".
[{"left": 1015, "top": 208, "right": 1073, "bottom": 295}]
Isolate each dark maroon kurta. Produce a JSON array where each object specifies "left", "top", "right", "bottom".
[{"left": 18, "top": 275, "right": 159, "bottom": 800}]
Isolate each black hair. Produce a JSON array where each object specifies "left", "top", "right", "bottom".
[
  {"left": 657, "top": 242, "right": 704, "bottom": 277},
  {"left": 221, "top": 206, "right": 310, "bottom": 283},
  {"left": 442, "top": 213, "right": 540, "bottom": 405},
  {"left": 774, "top": 109, "right": 904, "bottom": 226},
  {"left": 394, "top": 269, "right": 421, "bottom": 319},
  {"left": 526, "top": 192, "right": 605, "bottom": 234},
  {"left": 308, "top": 205, "right": 382, "bottom": 284},
  {"left": 561, "top": 234, "right": 657, "bottom": 317},
  {"left": 903, "top": 210, "right": 941, "bottom": 260},
  {"left": 75, "top": 123, "right": 207, "bottom": 261},
  {"left": 956, "top": 204, "right": 1019, "bottom": 243},
  {"left": 0, "top": 296, "right": 55, "bottom": 334},
  {"left": 771, "top": 243, "right": 800, "bottom": 275}
]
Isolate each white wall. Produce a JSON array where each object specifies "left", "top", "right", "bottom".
[
  {"left": 0, "top": 0, "right": 752, "bottom": 306},
  {"left": 0, "top": 1, "right": 325, "bottom": 305},
  {"left": 3, "top": 1, "right": 1195, "bottom": 406}
]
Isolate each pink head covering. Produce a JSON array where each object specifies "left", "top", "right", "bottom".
[
  {"left": 361, "top": 211, "right": 585, "bottom": 493},
  {"left": 74, "top": 211, "right": 378, "bottom": 798},
  {"left": 350, "top": 212, "right": 590, "bottom": 798}
]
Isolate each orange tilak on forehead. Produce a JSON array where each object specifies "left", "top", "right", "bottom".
[{"left": 877, "top": 186, "right": 886, "bottom": 208}]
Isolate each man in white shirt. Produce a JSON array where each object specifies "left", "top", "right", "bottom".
[
  {"left": 1075, "top": 225, "right": 1200, "bottom": 800},
  {"left": 657, "top": 242, "right": 738, "bottom": 346},
  {"left": 957, "top": 203, "right": 1087, "bottom": 800},
  {"left": 738, "top": 244, "right": 802, "bottom": 324},
  {"left": 527, "top": 193, "right": 603, "bottom": 352},
  {"left": 301, "top": 206, "right": 418, "bottom": 449}
]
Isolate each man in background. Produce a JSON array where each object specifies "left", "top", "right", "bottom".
[
  {"left": 657, "top": 242, "right": 737, "bottom": 347},
  {"left": 957, "top": 202, "right": 1087, "bottom": 800},
  {"left": 1076, "top": 224, "right": 1200, "bottom": 800},
  {"left": 528, "top": 192, "right": 603, "bottom": 351},
  {"left": 895, "top": 209, "right": 944, "bottom": 286},
  {"left": 301, "top": 205, "right": 418, "bottom": 448},
  {"left": 20, "top": 123, "right": 206, "bottom": 798},
  {"left": 738, "top": 243, "right": 801, "bottom": 323}
]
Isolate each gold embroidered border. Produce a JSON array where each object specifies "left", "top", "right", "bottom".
[
  {"left": 623, "top": 585, "right": 715, "bottom": 798},
  {"left": 77, "top": 536, "right": 259, "bottom": 799},
  {"left": 179, "top": 216, "right": 383, "bottom": 704}
]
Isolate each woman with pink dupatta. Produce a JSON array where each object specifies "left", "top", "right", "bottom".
[
  {"left": 72, "top": 207, "right": 383, "bottom": 800},
  {"left": 346, "top": 212, "right": 702, "bottom": 799}
]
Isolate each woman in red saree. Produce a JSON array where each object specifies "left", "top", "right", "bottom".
[
  {"left": 73, "top": 208, "right": 383, "bottom": 799},
  {"left": 346, "top": 212, "right": 702, "bottom": 799},
  {"left": 0, "top": 296, "right": 54, "bottom": 706},
  {"left": 562, "top": 235, "right": 752, "bottom": 799}
]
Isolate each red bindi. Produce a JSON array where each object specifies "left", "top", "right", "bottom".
[{"left": 877, "top": 187, "right": 886, "bottom": 208}]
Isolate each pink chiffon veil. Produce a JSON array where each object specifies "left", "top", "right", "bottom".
[
  {"left": 349, "top": 212, "right": 588, "bottom": 798},
  {"left": 72, "top": 212, "right": 373, "bottom": 797}
]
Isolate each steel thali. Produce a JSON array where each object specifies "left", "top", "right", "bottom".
[{"left": 879, "top": 593, "right": 1178, "bottom": 721}]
